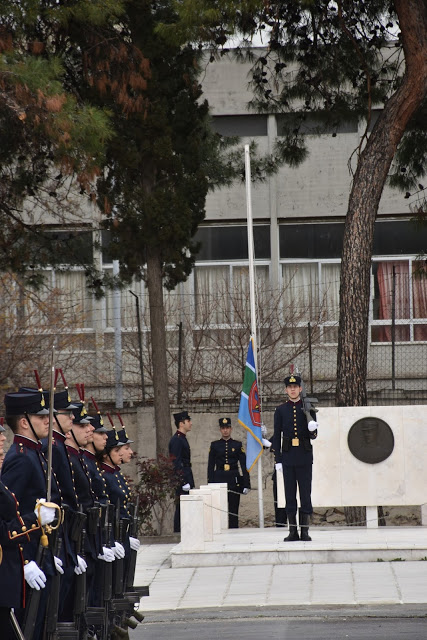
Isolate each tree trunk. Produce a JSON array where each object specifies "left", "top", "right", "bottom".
[
  {"left": 146, "top": 245, "right": 172, "bottom": 456},
  {"left": 336, "top": 0, "right": 427, "bottom": 406},
  {"left": 344, "top": 506, "right": 365, "bottom": 527}
]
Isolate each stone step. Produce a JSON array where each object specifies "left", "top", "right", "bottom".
[{"left": 170, "top": 526, "right": 427, "bottom": 568}]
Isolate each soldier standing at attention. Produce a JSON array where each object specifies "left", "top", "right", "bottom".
[
  {"left": 168, "top": 411, "right": 195, "bottom": 533},
  {"left": 2, "top": 391, "right": 63, "bottom": 640},
  {"left": 0, "top": 418, "right": 56, "bottom": 639},
  {"left": 273, "top": 374, "right": 318, "bottom": 542},
  {"left": 207, "top": 417, "right": 250, "bottom": 528}
]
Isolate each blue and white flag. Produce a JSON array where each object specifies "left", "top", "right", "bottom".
[{"left": 238, "top": 337, "right": 263, "bottom": 472}]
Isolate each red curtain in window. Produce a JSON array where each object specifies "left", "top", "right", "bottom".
[
  {"left": 413, "top": 263, "right": 427, "bottom": 340},
  {"left": 376, "top": 262, "right": 409, "bottom": 341}
]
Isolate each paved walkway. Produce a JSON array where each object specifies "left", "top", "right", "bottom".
[{"left": 133, "top": 527, "right": 427, "bottom": 612}]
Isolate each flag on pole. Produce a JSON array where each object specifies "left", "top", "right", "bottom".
[{"left": 238, "top": 337, "right": 263, "bottom": 472}]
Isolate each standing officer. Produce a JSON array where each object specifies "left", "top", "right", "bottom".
[
  {"left": 207, "top": 417, "right": 250, "bottom": 528},
  {"left": 273, "top": 374, "right": 318, "bottom": 541},
  {"left": 168, "top": 411, "right": 195, "bottom": 533}
]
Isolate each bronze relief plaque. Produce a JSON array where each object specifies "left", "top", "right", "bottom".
[{"left": 347, "top": 417, "right": 394, "bottom": 464}]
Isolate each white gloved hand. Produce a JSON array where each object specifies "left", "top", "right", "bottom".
[
  {"left": 261, "top": 423, "right": 267, "bottom": 437},
  {"left": 182, "top": 483, "right": 191, "bottom": 491},
  {"left": 24, "top": 561, "right": 47, "bottom": 590},
  {"left": 262, "top": 438, "right": 272, "bottom": 448},
  {"left": 34, "top": 498, "right": 56, "bottom": 526},
  {"left": 74, "top": 555, "right": 87, "bottom": 575},
  {"left": 242, "top": 488, "right": 250, "bottom": 495},
  {"left": 112, "top": 541, "right": 125, "bottom": 559},
  {"left": 54, "top": 556, "right": 64, "bottom": 575},
  {"left": 275, "top": 462, "right": 283, "bottom": 472},
  {"left": 98, "top": 547, "right": 115, "bottom": 562},
  {"left": 129, "top": 536, "right": 140, "bottom": 551},
  {"left": 308, "top": 421, "right": 318, "bottom": 432}
]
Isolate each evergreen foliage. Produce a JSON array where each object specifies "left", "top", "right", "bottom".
[{"left": 0, "top": 0, "right": 113, "bottom": 284}]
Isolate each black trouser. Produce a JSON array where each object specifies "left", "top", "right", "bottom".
[
  {"left": 283, "top": 464, "right": 313, "bottom": 515},
  {"left": 0, "top": 608, "right": 15, "bottom": 640},
  {"left": 174, "top": 492, "right": 183, "bottom": 533},
  {"left": 228, "top": 488, "right": 241, "bottom": 529}
]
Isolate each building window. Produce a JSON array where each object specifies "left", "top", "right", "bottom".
[
  {"left": 192, "top": 262, "right": 270, "bottom": 342},
  {"left": 195, "top": 225, "right": 270, "bottom": 261},
  {"left": 211, "top": 115, "right": 268, "bottom": 137},
  {"left": 280, "top": 260, "right": 340, "bottom": 344},
  {"left": 371, "top": 259, "right": 427, "bottom": 342}
]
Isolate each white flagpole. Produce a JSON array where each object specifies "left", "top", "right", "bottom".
[{"left": 244, "top": 144, "right": 264, "bottom": 529}]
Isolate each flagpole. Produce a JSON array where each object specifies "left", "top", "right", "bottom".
[{"left": 245, "top": 144, "right": 264, "bottom": 529}]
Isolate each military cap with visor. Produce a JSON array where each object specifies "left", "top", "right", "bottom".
[
  {"left": 4, "top": 391, "right": 50, "bottom": 416},
  {"left": 173, "top": 410, "right": 191, "bottom": 426}
]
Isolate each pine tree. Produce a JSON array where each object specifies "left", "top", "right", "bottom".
[
  {"left": 168, "top": 0, "right": 427, "bottom": 405},
  {"left": 0, "top": 0, "right": 113, "bottom": 285},
  {"left": 45, "top": 0, "right": 247, "bottom": 454}
]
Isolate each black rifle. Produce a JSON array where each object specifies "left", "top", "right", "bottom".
[
  {"left": 296, "top": 368, "right": 319, "bottom": 424},
  {"left": 63, "top": 510, "right": 87, "bottom": 637},
  {"left": 22, "top": 533, "right": 49, "bottom": 640},
  {"left": 98, "top": 503, "right": 114, "bottom": 640},
  {"left": 45, "top": 529, "right": 62, "bottom": 639},
  {"left": 125, "top": 498, "right": 139, "bottom": 590},
  {"left": 113, "top": 499, "right": 125, "bottom": 597}
]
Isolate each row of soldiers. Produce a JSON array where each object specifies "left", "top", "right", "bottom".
[{"left": 0, "top": 378, "right": 144, "bottom": 640}]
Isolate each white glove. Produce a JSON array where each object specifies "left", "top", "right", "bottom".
[
  {"left": 74, "top": 555, "right": 87, "bottom": 575},
  {"left": 261, "top": 423, "right": 267, "bottom": 437},
  {"left": 308, "top": 421, "right": 318, "bottom": 432},
  {"left": 34, "top": 498, "right": 56, "bottom": 526},
  {"left": 24, "top": 561, "right": 47, "bottom": 590},
  {"left": 98, "top": 547, "right": 115, "bottom": 562},
  {"left": 275, "top": 462, "right": 283, "bottom": 472},
  {"left": 182, "top": 483, "right": 191, "bottom": 491},
  {"left": 54, "top": 556, "right": 64, "bottom": 575},
  {"left": 129, "top": 536, "right": 140, "bottom": 551},
  {"left": 242, "top": 488, "right": 250, "bottom": 495},
  {"left": 112, "top": 541, "right": 125, "bottom": 559},
  {"left": 262, "top": 438, "right": 272, "bottom": 448}
]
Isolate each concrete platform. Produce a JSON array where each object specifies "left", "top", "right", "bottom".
[
  {"left": 133, "top": 527, "right": 427, "bottom": 612},
  {"left": 170, "top": 526, "right": 427, "bottom": 567}
]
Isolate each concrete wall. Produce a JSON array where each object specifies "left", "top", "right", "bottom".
[
  {"left": 108, "top": 404, "right": 426, "bottom": 527},
  {"left": 2, "top": 403, "right": 421, "bottom": 527}
]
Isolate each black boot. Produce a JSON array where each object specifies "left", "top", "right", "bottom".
[
  {"left": 299, "top": 511, "right": 312, "bottom": 541},
  {"left": 283, "top": 514, "right": 299, "bottom": 541}
]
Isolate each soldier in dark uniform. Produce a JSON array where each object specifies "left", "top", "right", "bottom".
[
  {"left": 207, "top": 417, "right": 250, "bottom": 528},
  {"left": 272, "top": 375, "right": 318, "bottom": 541},
  {"left": 39, "top": 386, "right": 89, "bottom": 622},
  {"left": 0, "top": 417, "right": 53, "bottom": 639},
  {"left": 99, "top": 430, "right": 127, "bottom": 560},
  {"left": 1, "top": 391, "right": 63, "bottom": 640},
  {"left": 115, "top": 422, "right": 141, "bottom": 563},
  {"left": 65, "top": 402, "right": 101, "bottom": 608},
  {"left": 169, "top": 410, "right": 195, "bottom": 533},
  {"left": 81, "top": 401, "right": 109, "bottom": 505},
  {"left": 0, "top": 474, "right": 56, "bottom": 640}
]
